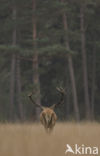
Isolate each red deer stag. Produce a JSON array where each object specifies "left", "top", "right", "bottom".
[{"left": 28, "top": 87, "right": 65, "bottom": 133}]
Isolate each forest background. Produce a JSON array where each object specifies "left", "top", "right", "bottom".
[{"left": 0, "top": 0, "right": 100, "bottom": 122}]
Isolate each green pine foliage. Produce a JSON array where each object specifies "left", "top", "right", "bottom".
[{"left": 0, "top": 0, "right": 100, "bottom": 121}]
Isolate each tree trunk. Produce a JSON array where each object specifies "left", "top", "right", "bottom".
[
  {"left": 80, "top": 5, "right": 91, "bottom": 119},
  {"left": 32, "top": 0, "right": 41, "bottom": 120},
  {"left": 61, "top": 0, "right": 80, "bottom": 121},
  {"left": 10, "top": 4, "right": 16, "bottom": 120},
  {"left": 10, "top": 54, "right": 16, "bottom": 120},
  {"left": 91, "top": 47, "right": 96, "bottom": 120},
  {"left": 65, "top": 75, "right": 70, "bottom": 120},
  {"left": 16, "top": 56, "right": 24, "bottom": 120}
]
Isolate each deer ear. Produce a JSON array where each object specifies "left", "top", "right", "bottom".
[
  {"left": 42, "top": 106, "right": 46, "bottom": 110},
  {"left": 50, "top": 104, "right": 56, "bottom": 110}
]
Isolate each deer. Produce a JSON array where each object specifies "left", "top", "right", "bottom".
[{"left": 28, "top": 87, "right": 65, "bottom": 133}]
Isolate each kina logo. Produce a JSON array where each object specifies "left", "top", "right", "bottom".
[{"left": 65, "top": 144, "right": 98, "bottom": 155}]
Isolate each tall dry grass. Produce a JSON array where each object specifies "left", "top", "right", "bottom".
[{"left": 0, "top": 122, "right": 99, "bottom": 156}]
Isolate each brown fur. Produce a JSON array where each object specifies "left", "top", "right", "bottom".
[
  {"left": 28, "top": 87, "right": 65, "bottom": 133},
  {"left": 40, "top": 108, "right": 57, "bottom": 132}
]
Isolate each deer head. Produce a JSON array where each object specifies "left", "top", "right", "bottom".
[{"left": 28, "top": 87, "right": 65, "bottom": 133}]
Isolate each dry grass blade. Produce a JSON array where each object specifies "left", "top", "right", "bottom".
[{"left": 0, "top": 122, "right": 99, "bottom": 156}]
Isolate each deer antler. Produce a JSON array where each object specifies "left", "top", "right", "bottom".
[
  {"left": 28, "top": 93, "right": 44, "bottom": 110},
  {"left": 50, "top": 87, "right": 65, "bottom": 109}
]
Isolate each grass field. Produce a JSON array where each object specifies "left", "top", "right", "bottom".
[{"left": 0, "top": 122, "right": 99, "bottom": 156}]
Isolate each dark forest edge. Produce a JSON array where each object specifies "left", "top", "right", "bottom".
[{"left": 0, "top": 0, "right": 100, "bottom": 122}]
